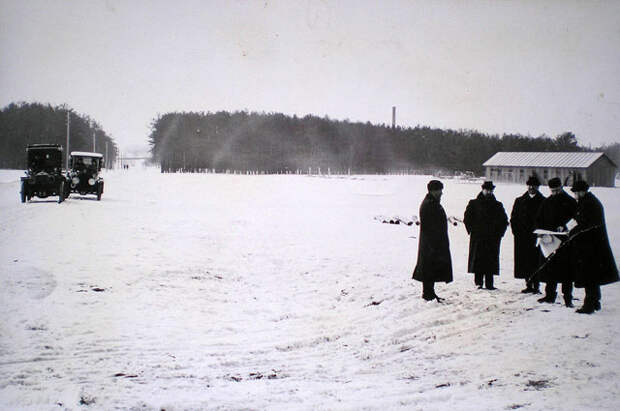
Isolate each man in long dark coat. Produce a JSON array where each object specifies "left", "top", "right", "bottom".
[
  {"left": 412, "top": 180, "right": 453, "bottom": 302},
  {"left": 534, "top": 177, "right": 577, "bottom": 306},
  {"left": 568, "top": 180, "right": 619, "bottom": 314},
  {"left": 464, "top": 180, "right": 509, "bottom": 290},
  {"left": 510, "top": 175, "right": 545, "bottom": 293}
]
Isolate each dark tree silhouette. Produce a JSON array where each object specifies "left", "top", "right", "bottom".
[
  {"left": 0, "top": 102, "right": 118, "bottom": 169},
  {"left": 148, "top": 110, "right": 592, "bottom": 175}
]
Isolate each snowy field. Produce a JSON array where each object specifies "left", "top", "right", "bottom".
[{"left": 1, "top": 168, "right": 619, "bottom": 410}]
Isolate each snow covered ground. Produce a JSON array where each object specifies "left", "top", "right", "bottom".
[{"left": 1, "top": 168, "right": 619, "bottom": 410}]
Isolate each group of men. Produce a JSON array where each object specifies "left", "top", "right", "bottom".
[{"left": 412, "top": 176, "right": 619, "bottom": 314}]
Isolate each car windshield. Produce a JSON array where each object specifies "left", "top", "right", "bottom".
[
  {"left": 28, "top": 150, "right": 62, "bottom": 172},
  {"left": 74, "top": 157, "right": 97, "bottom": 169}
]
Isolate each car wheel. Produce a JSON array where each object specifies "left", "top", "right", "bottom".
[{"left": 58, "top": 181, "right": 65, "bottom": 204}]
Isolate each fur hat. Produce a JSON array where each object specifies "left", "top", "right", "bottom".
[
  {"left": 570, "top": 180, "right": 589, "bottom": 192},
  {"left": 427, "top": 180, "right": 444, "bottom": 191},
  {"left": 547, "top": 177, "right": 562, "bottom": 188},
  {"left": 481, "top": 180, "right": 495, "bottom": 190},
  {"left": 526, "top": 175, "right": 541, "bottom": 186}
]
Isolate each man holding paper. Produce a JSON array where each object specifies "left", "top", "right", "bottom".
[{"left": 534, "top": 177, "right": 577, "bottom": 307}]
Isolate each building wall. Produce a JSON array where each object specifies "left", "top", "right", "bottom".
[
  {"left": 485, "top": 166, "right": 590, "bottom": 186},
  {"left": 485, "top": 164, "right": 616, "bottom": 187},
  {"left": 483, "top": 155, "right": 617, "bottom": 187},
  {"left": 586, "top": 158, "right": 616, "bottom": 187}
]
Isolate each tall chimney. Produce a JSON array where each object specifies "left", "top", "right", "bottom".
[{"left": 392, "top": 106, "right": 396, "bottom": 129}]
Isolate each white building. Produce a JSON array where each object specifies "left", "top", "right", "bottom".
[{"left": 483, "top": 152, "right": 617, "bottom": 187}]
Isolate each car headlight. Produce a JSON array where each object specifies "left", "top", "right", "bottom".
[
  {"left": 88, "top": 178, "right": 95, "bottom": 186},
  {"left": 72, "top": 177, "right": 80, "bottom": 184}
]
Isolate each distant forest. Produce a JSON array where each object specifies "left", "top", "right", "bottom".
[
  {"left": 2, "top": 103, "right": 617, "bottom": 174},
  {"left": 149, "top": 110, "right": 620, "bottom": 175},
  {"left": 0, "top": 102, "right": 118, "bottom": 169}
]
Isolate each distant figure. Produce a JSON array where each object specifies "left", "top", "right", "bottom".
[
  {"left": 569, "top": 180, "right": 619, "bottom": 314},
  {"left": 535, "top": 177, "right": 577, "bottom": 307},
  {"left": 464, "top": 181, "right": 509, "bottom": 290},
  {"left": 412, "top": 180, "right": 453, "bottom": 302},
  {"left": 510, "top": 176, "right": 545, "bottom": 293}
]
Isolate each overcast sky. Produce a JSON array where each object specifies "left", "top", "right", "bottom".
[{"left": 1, "top": 0, "right": 619, "bottom": 154}]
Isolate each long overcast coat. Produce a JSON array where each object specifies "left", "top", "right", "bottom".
[
  {"left": 510, "top": 190, "right": 545, "bottom": 279},
  {"left": 569, "top": 192, "right": 619, "bottom": 288},
  {"left": 412, "top": 193, "right": 453, "bottom": 283},
  {"left": 535, "top": 190, "right": 577, "bottom": 232},
  {"left": 464, "top": 192, "right": 508, "bottom": 275},
  {"left": 534, "top": 190, "right": 577, "bottom": 283}
]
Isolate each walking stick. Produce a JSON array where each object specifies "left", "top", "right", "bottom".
[{"left": 527, "top": 224, "right": 601, "bottom": 283}]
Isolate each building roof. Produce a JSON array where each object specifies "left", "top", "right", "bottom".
[
  {"left": 71, "top": 151, "right": 103, "bottom": 158},
  {"left": 483, "top": 152, "right": 616, "bottom": 168}
]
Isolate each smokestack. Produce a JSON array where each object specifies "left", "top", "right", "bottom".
[{"left": 392, "top": 106, "right": 396, "bottom": 129}]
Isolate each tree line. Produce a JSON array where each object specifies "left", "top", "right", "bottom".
[
  {"left": 0, "top": 102, "right": 118, "bottom": 169},
  {"left": 2, "top": 104, "right": 616, "bottom": 174},
  {"left": 149, "top": 110, "right": 616, "bottom": 175}
]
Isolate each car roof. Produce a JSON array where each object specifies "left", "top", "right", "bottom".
[
  {"left": 71, "top": 151, "right": 103, "bottom": 158},
  {"left": 27, "top": 144, "right": 62, "bottom": 151}
]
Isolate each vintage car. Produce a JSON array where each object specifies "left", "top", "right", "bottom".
[
  {"left": 21, "top": 144, "right": 68, "bottom": 203},
  {"left": 67, "top": 151, "right": 104, "bottom": 200}
]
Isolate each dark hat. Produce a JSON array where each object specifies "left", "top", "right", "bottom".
[
  {"left": 570, "top": 180, "right": 589, "bottom": 192},
  {"left": 427, "top": 180, "right": 444, "bottom": 191},
  {"left": 481, "top": 180, "right": 495, "bottom": 190},
  {"left": 526, "top": 175, "right": 541, "bottom": 186},
  {"left": 548, "top": 177, "right": 562, "bottom": 188}
]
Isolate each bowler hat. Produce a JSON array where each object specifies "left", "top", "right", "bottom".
[
  {"left": 570, "top": 180, "right": 589, "bottom": 192},
  {"left": 526, "top": 175, "right": 541, "bottom": 186},
  {"left": 481, "top": 180, "right": 495, "bottom": 190},
  {"left": 548, "top": 177, "right": 562, "bottom": 188},
  {"left": 427, "top": 180, "right": 444, "bottom": 191}
]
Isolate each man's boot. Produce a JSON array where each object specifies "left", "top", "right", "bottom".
[
  {"left": 522, "top": 279, "right": 538, "bottom": 293},
  {"left": 538, "top": 292, "right": 556, "bottom": 303},
  {"left": 474, "top": 273, "right": 483, "bottom": 289},
  {"left": 576, "top": 303, "right": 595, "bottom": 314},
  {"left": 422, "top": 281, "right": 436, "bottom": 301},
  {"left": 592, "top": 286, "right": 601, "bottom": 311},
  {"left": 564, "top": 295, "right": 574, "bottom": 308},
  {"left": 485, "top": 273, "right": 496, "bottom": 290}
]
